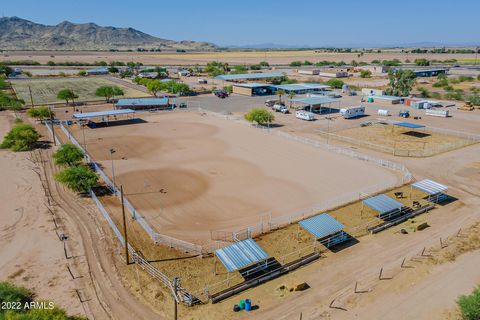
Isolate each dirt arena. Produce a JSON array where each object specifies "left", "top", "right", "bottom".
[{"left": 68, "top": 111, "right": 400, "bottom": 244}]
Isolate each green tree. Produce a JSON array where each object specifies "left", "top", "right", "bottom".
[
  {"left": 95, "top": 86, "right": 124, "bottom": 102},
  {"left": 0, "top": 281, "right": 33, "bottom": 309},
  {"left": 0, "top": 124, "right": 39, "bottom": 151},
  {"left": 146, "top": 80, "right": 163, "bottom": 97},
  {"left": 414, "top": 58, "right": 430, "bottom": 66},
  {"left": 326, "top": 79, "right": 345, "bottom": 89},
  {"left": 55, "top": 165, "right": 98, "bottom": 193},
  {"left": 259, "top": 61, "right": 269, "bottom": 67},
  {"left": 26, "top": 106, "right": 54, "bottom": 122},
  {"left": 289, "top": 61, "right": 302, "bottom": 67},
  {"left": 276, "top": 89, "right": 285, "bottom": 104},
  {"left": 360, "top": 70, "right": 372, "bottom": 78},
  {"left": 244, "top": 108, "right": 275, "bottom": 126},
  {"left": 0, "top": 63, "right": 13, "bottom": 77},
  {"left": 78, "top": 70, "right": 87, "bottom": 76},
  {"left": 107, "top": 66, "right": 119, "bottom": 73},
  {"left": 0, "top": 94, "right": 24, "bottom": 117},
  {"left": 288, "top": 92, "right": 296, "bottom": 108},
  {"left": 417, "top": 87, "right": 431, "bottom": 98},
  {"left": 385, "top": 69, "right": 417, "bottom": 96},
  {"left": 457, "top": 286, "right": 480, "bottom": 320},
  {"left": 53, "top": 144, "right": 84, "bottom": 166},
  {"left": 57, "top": 89, "right": 78, "bottom": 107}
]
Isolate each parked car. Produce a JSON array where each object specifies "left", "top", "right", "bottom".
[
  {"left": 197, "top": 78, "right": 207, "bottom": 84},
  {"left": 265, "top": 99, "right": 281, "bottom": 107},
  {"left": 272, "top": 104, "right": 289, "bottom": 114},
  {"left": 178, "top": 102, "right": 187, "bottom": 108},
  {"left": 399, "top": 110, "right": 410, "bottom": 118},
  {"left": 213, "top": 90, "right": 229, "bottom": 98},
  {"left": 296, "top": 110, "right": 315, "bottom": 121}
]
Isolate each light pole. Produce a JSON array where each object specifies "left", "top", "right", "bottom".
[{"left": 109, "top": 148, "right": 116, "bottom": 194}]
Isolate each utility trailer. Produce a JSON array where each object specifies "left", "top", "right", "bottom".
[{"left": 340, "top": 105, "right": 365, "bottom": 119}]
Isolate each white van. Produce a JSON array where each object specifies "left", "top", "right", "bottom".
[{"left": 296, "top": 110, "right": 315, "bottom": 121}]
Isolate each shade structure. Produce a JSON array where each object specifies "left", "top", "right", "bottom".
[
  {"left": 116, "top": 97, "right": 169, "bottom": 108},
  {"left": 289, "top": 96, "right": 338, "bottom": 105},
  {"left": 214, "top": 72, "right": 284, "bottom": 81},
  {"left": 73, "top": 108, "right": 135, "bottom": 120},
  {"left": 394, "top": 122, "right": 426, "bottom": 129},
  {"left": 215, "top": 239, "right": 269, "bottom": 272},
  {"left": 275, "top": 83, "right": 330, "bottom": 92},
  {"left": 363, "top": 194, "right": 403, "bottom": 218},
  {"left": 412, "top": 179, "right": 448, "bottom": 195},
  {"left": 299, "top": 213, "right": 345, "bottom": 239}
]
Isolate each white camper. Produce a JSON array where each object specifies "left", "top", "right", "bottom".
[
  {"left": 296, "top": 110, "right": 315, "bottom": 121},
  {"left": 340, "top": 105, "right": 365, "bottom": 119}
]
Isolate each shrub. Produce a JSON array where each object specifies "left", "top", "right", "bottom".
[
  {"left": 78, "top": 70, "right": 86, "bottom": 76},
  {"left": 430, "top": 92, "right": 442, "bottom": 99},
  {"left": 0, "top": 124, "right": 39, "bottom": 151},
  {"left": 55, "top": 165, "right": 98, "bottom": 193},
  {"left": 418, "top": 87, "right": 431, "bottom": 98},
  {"left": 244, "top": 108, "right": 274, "bottom": 126},
  {"left": 0, "top": 281, "right": 33, "bottom": 311},
  {"left": 457, "top": 286, "right": 480, "bottom": 320},
  {"left": 289, "top": 61, "right": 302, "bottom": 67},
  {"left": 359, "top": 70, "right": 372, "bottom": 78},
  {"left": 444, "top": 92, "right": 464, "bottom": 101},
  {"left": 467, "top": 94, "right": 480, "bottom": 106},
  {"left": 414, "top": 58, "right": 430, "bottom": 66},
  {"left": 223, "top": 85, "right": 233, "bottom": 93},
  {"left": 53, "top": 144, "right": 84, "bottom": 166},
  {"left": 326, "top": 79, "right": 344, "bottom": 89},
  {"left": 458, "top": 75, "right": 474, "bottom": 82},
  {"left": 433, "top": 79, "right": 449, "bottom": 88},
  {"left": 26, "top": 106, "right": 54, "bottom": 122},
  {"left": 259, "top": 61, "right": 269, "bottom": 67}
]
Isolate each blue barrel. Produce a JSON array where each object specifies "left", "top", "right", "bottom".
[
  {"left": 245, "top": 299, "right": 252, "bottom": 311},
  {"left": 239, "top": 299, "right": 245, "bottom": 310}
]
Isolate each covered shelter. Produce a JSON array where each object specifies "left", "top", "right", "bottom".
[
  {"left": 363, "top": 194, "right": 404, "bottom": 219},
  {"left": 413, "top": 68, "right": 447, "bottom": 77},
  {"left": 299, "top": 213, "right": 348, "bottom": 248},
  {"left": 214, "top": 239, "right": 269, "bottom": 277},
  {"left": 275, "top": 83, "right": 330, "bottom": 94},
  {"left": 73, "top": 109, "right": 136, "bottom": 127},
  {"left": 289, "top": 96, "right": 340, "bottom": 114},
  {"left": 115, "top": 97, "right": 170, "bottom": 110},
  {"left": 232, "top": 83, "right": 276, "bottom": 96},
  {"left": 411, "top": 179, "right": 448, "bottom": 203},
  {"left": 368, "top": 95, "right": 403, "bottom": 104},
  {"left": 393, "top": 122, "right": 427, "bottom": 138},
  {"left": 214, "top": 72, "right": 284, "bottom": 82}
]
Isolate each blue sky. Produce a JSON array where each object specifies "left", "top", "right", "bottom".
[{"left": 2, "top": 0, "right": 479, "bottom": 47}]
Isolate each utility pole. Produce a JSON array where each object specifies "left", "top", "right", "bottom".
[
  {"left": 121, "top": 185, "right": 129, "bottom": 264},
  {"left": 49, "top": 105, "right": 56, "bottom": 146},
  {"left": 109, "top": 148, "right": 116, "bottom": 194},
  {"left": 28, "top": 85, "right": 34, "bottom": 108},
  {"left": 173, "top": 277, "right": 179, "bottom": 320}
]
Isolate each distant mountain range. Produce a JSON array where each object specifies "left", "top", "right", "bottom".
[
  {"left": 225, "top": 42, "right": 480, "bottom": 49},
  {"left": 0, "top": 17, "right": 217, "bottom": 51}
]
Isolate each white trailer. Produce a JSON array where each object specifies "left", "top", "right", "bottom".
[
  {"left": 296, "top": 110, "right": 316, "bottom": 121},
  {"left": 340, "top": 105, "right": 365, "bottom": 119},
  {"left": 378, "top": 109, "right": 390, "bottom": 116},
  {"left": 425, "top": 109, "right": 449, "bottom": 117}
]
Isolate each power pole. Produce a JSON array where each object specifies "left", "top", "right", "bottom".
[
  {"left": 173, "top": 277, "right": 179, "bottom": 320},
  {"left": 121, "top": 185, "right": 129, "bottom": 264},
  {"left": 49, "top": 106, "right": 56, "bottom": 146},
  {"left": 28, "top": 85, "right": 34, "bottom": 108}
]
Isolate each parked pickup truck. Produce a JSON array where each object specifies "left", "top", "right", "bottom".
[
  {"left": 272, "top": 104, "right": 289, "bottom": 114},
  {"left": 296, "top": 110, "right": 315, "bottom": 121}
]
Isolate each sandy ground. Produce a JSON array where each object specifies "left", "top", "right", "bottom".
[
  {"left": 68, "top": 111, "right": 400, "bottom": 244},
  {"left": 2, "top": 50, "right": 478, "bottom": 66},
  {"left": 0, "top": 112, "right": 83, "bottom": 316}
]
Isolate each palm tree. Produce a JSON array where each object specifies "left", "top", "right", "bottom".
[
  {"left": 276, "top": 89, "right": 285, "bottom": 104},
  {"left": 288, "top": 92, "right": 296, "bottom": 109}
]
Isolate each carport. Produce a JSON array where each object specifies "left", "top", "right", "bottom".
[
  {"left": 363, "top": 194, "right": 405, "bottom": 220},
  {"left": 411, "top": 179, "right": 449, "bottom": 203},
  {"left": 289, "top": 96, "right": 340, "bottom": 114},
  {"left": 299, "top": 213, "right": 348, "bottom": 248}
]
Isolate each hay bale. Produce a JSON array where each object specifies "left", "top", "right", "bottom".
[{"left": 294, "top": 282, "right": 310, "bottom": 291}]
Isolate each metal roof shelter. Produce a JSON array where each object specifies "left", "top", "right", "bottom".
[
  {"left": 275, "top": 83, "right": 330, "bottom": 93},
  {"left": 394, "top": 122, "right": 426, "bottom": 129},
  {"left": 214, "top": 239, "right": 269, "bottom": 272},
  {"left": 116, "top": 98, "right": 169, "bottom": 109},
  {"left": 299, "top": 213, "right": 348, "bottom": 248},
  {"left": 233, "top": 82, "right": 275, "bottom": 88},
  {"left": 214, "top": 72, "right": 284, "bottom": 81},
  {"left": 363, "top": 194, "right": 403, "bottom": 219},
  {"left": 289, "top": 96, "right": 340, "bottom": 114},
  {"left": 411, "top": 179, "right": 448, "bottom": 203},
  {"left": 73, "top": 109, "right": 135, "bottom": 120}
]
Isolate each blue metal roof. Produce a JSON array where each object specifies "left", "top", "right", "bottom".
[
  {"left": 275, "top": 83, "right": 330, "bottom": 92},
  {"left": 368, "top": 95, "right": 402, "bottom": 101},
  {"left": 412, "top": 179, "right": 448, "bottom": 195},
  {"left": 86, "top": 67, "right": 109, "bottom": 73},
  {"left": 116, "top": 98, "right": 169, "bottom": 107},
  {"left": 214, "top": 72, "right": 284, "bottom": 81},
  {"left": 299, "top": 213, "right": 345, "bottom": 239},
  {"left": 234, "top": 82, "right": 274, "bottom": 88},
  {"left": 215, "top": 239, "right": 269, "bottom": 272},
  {"left": 73, "top": 109, "right": 135, "bottom": 119},
  {"left": 290, "top": 97, "right": 338, "bottom": 105},
  {"left": 363, "top": 194, "right": 403, "bottom": 215},
  {"left": 394, "top": 122, "right": 426, "bottom": 129}
]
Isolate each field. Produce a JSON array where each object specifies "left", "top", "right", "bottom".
[
  {"left": 67, "top": 111, "right": 400, "bottom": 244},
  {"left": 325, "top": 122, "right": 476, "bottom": 157},
  {"left": 2, "top": 50, "right": 479, "bottom": 65},
  {"left": 11, "top": 77, "right": 149, "bottom": 105}
]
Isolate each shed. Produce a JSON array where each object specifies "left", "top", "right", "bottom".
[
  {"left": 363, "top": 194, "right": 404, "bottom": 219},
  {"left": 214, "top": 239, "right": 269, "bottom": 273},
  {"left": 232, "top": 83, "right": 276, "bottom": 96},
  {"left": 299, "top": 213, "right": 348, "bottom": 248},
  {"left": 411, "top": 179, "right": 448, "bottom": 203},
  {"left": 115, "top": 98, "right": 170, "bottom": 110}
]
